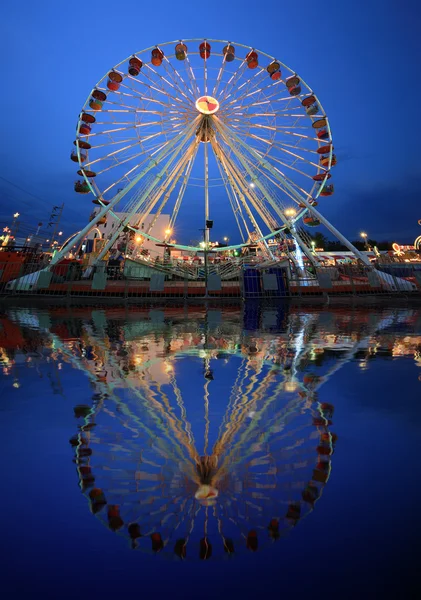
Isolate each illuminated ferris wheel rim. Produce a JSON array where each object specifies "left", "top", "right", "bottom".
[{"left": 72, "top": 38, "right": 335, "bottom": 255}]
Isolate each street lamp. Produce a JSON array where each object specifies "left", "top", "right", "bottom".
[
  {"left": 223, "top": 236, "right": 229, "bottom": 242},
  {"left": 360, "top": 232, "right": 369, "bottom": 250}
]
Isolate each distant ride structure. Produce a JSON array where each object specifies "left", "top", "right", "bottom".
[{"left": 59, "top": 39, "right": 369, "bottom": 267}]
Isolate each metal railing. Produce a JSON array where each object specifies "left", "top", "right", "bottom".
[{"left": 1, "top": 259, "right": 420, "bottom": 301}]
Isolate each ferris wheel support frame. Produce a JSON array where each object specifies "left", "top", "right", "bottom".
[
  {"left": 211, "top": 139, "right": 274, "bottom": 258},
  {"left": 94, "top": 123, "right": 199, "bottom": 263},
  {"left": 167, "top": 148, "right": 198, "bottom": 235},
  {"left": 53, "top": 118, "right": 199, "bottom": 266},
  {"left": 219, "top": 119, "right": 371, "bottom": 267},
  {"left": 214, "top": 118, "right": 317, "bottom": 265},
  {"left": 66, "top": 39, "right": 359, "bottom": 264},
  {"left": 147, "top": 145, "right": 198, "bottom": 237}
]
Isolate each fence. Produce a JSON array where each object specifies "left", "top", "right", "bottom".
[{"left": 1, "top": 259, "right": 421, "bottom": 301}]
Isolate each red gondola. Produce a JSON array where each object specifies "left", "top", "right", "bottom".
[
  {"left": 319, "top": 184, "right": 334, "bottom": 197},
  {"left": 107, "top": 71, "right": 123, "bottom": 91},
  {"left": 151, "top": 532, "right": 164, "bottom": 552},
  {"left": 267, "top": 61, "right": 281, "bottom": 80},
  {"left": 320, "top": 154, "right": 337, "bottom": 167},
  {"left": 223, "top": 44, "right": 235, "bottom": 62},
  {"left": 89, "top": 90, "right": 106, "bottom": 111},
  {"left": 128, "top": 57, "right": 142, "bottom": 76},
  {"left": 286, "top": 75, "right": 301, "bottom": 95},
  {"left": 175, "top": 43, "right": 187, "bottom": 60},
  {"left": 317, "top": 144, "right": 332, "bottom": 154},
  {"left": 199, "top": 42, "right": 211, "bottom": 59},
  {"left": 317, "top": 129, "right": 329, "bottom": 140},
  {"left": 312, "top": 173, "right": 331, "bottom": 181},
  {"left": 199, "top": 537, "right": 212, "bottom": 560},
  {"left": 74, "top": 180, "right": 91, "bottom": 194},
  {"left": 245, "top": 51, "right": 258, "bottom": 69},
  {"left": 79, "top": 123, "right": 91, "bottom": 135},
  {"left": 246, "top": 530, "right": 258, "bottom": 552},
  {"left": 303, "top": 216, "right": 321, "bottom": 227},
  {"left": 312, "top": 118, "right": 327, "bottom": 129},
  {"left": 77, "top": 169, "right": 96, "bottom": 178},
  {"left": 174, "top": 538, "right": 187, "bottom": 559},
  {"left": 151, "top": 48, "right": 164, "bottom": 66},
  {"left": 302, "top": 95, "right": 316, "bottom": 107},
  {"left": 81, "top": 112, "right": 96, "bottom": 124},
  {"left": 70, "top": 150, "right": 87, "bottom": 162},
  {"left": 107, "top": 505, "right": 124, "bottom": 531}
]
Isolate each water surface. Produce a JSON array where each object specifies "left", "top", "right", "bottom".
[{"left": 1, "top": 305, "right": 420, "bottom": 598}]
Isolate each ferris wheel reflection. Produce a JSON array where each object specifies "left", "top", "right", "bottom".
[
  {"left": 67, "top": 312, "right": 340, "bottom": 560},
  {"left": 3, "top": 305, "right": 420, "bottom": 560}
]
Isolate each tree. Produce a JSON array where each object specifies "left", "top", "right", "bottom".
[{"left": 311, "top": 232, "right": 329, "bottom": 249}]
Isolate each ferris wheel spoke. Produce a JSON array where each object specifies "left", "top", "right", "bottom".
[
  {"left": 217, "top": 58, "right": 253, "bottom": 104},
  {"left": 168, "top": 145, "right": 198, "bottom": 233},
  {"left": 222, "top": 104, "right": 306, "bottom": 119},
  {"left": 226, "top": 129, "right": 319, "bottom": 181},
  {"left": 140, "top": 64, "right": 192, "bottom": 108},
  {"left": 220, "top": 144, "right": 279, "bottom": 227},
  {"left": 94, "top": 149, "right": 158, "bottom": 178},
  {"left": 229, "top": 122, "right": 323, "bottom": 144},
  {"left": 211, "top": 46, "right": 230, "bottom": 97},
  {"left": 256, "top": 154, "right": 317, "bottom": 199},
  {"left": 228, "top": 148, "right": 308, "bottom": 209},
  {"left": 218, "top": 119, "right": 315, "bottom": 213},
  {"left": 116, "top": 77, "right": 190, "bottom": 112},
  {"left": 85, "top": 124, "right": 184, "bottom": 169},
  {"left": 144, "top": 58, "right": 194, "bottom": 107},
  {"left": 146, "top": 146, "right": 197, "bottom": 236},
  {"left": 226, "top": 153, "right": 280, "bottom": 231},
  {"left": 110, "top": 92, "right": 191, "bottom": 116},
  {"left": 128, "top": 137, "right": 199, "bottom": 238},
  {"left": 94, "top": 119, "right": 199, "bottom": 262},
  {"left": 214, "top": 119, "right": 292, "bottom": 228},
  {"left": 59, "top": 120, "right": 198, "bottom": 266},
  {"left": 183, "top": 54, "right": 201, "bottom": 98},
  {"left": 85, "top": 120, "right": 179, "bottom": 138},
  {"left": 220, "top": 125, "right": 314, "bottom": 203},
  {"left": 215, "top": 157, "right": 249, "bottom": 242},
  {"left": 222, "top": 72, "right": 281, "bottom": 111},
  {"left": 228, "top": 85, "right": 308, "bottom": 109},
  {"left": 211, "top": 137, "right": 274, "bottom": 238},
  {"left": 101, "top": 132, "right": 195, "bottom": 193},
  {"left": 161, "top": 56, "right": 197, "bottom": 105}
]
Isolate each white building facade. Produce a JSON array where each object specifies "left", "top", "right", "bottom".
[{"left": 86, "top": 211, "right": 171, "bottom": 257}]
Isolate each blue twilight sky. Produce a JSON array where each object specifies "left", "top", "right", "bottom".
[{"left": 1, "top": 0, "right": 421, "bottom": 244}]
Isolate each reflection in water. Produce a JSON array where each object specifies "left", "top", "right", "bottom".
[{"left": 1, "top": 306, "right": 421, "bottom": 560}]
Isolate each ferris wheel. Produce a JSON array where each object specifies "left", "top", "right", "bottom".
[{"left": 61, "top": 38, "right": 366, "bottom": 265}]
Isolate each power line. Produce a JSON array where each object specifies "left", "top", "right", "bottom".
[{"left": 0, "top": 175, "right": 50, "bottom": 207}]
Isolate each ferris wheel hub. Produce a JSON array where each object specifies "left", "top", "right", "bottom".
[{"left": 196, "top": 95, "right": 220, "bottom": 115}]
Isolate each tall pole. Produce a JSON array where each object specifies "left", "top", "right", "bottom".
[
  {"left": 49, "top": 203, "right": 64, "bottom": 250},
  {"left": 204, "top": 227, "right": 209, "bottom": 297},
  {"left": 200, "top": 227, "right": 209, "bottom": 298},
  {"left": 204, "top": 134, "right": 210, "bottom": 247}
]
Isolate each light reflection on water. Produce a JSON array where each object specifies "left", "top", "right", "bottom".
[{"left": 1, "top": 305, "right": 421, "bottom": 566}]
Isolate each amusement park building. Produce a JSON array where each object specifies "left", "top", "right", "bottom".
[{"left": 86, "top": 211, "right": 170, "bottom": 256}]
